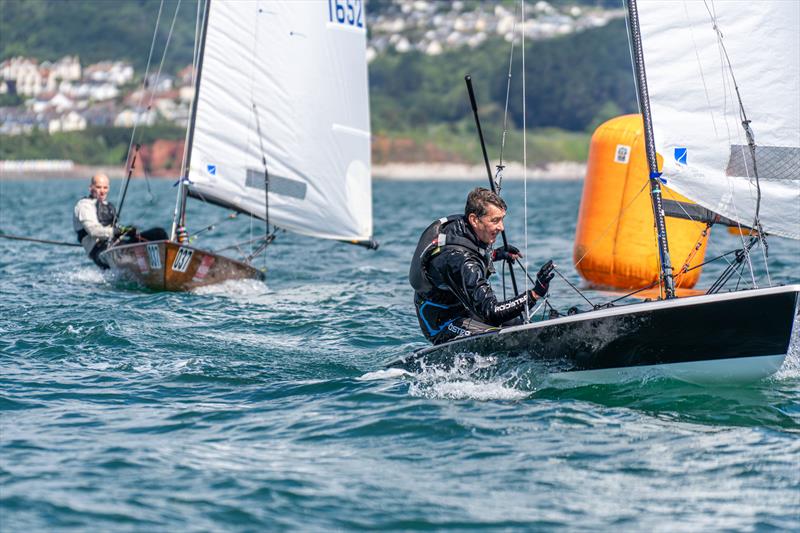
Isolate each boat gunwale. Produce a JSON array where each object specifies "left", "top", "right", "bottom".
[
  {"left": 99, "top": 239, "right": 264, "bottom": 279},
  {"left": 412, "top": 284, "right": 800, "bottom": 357}
]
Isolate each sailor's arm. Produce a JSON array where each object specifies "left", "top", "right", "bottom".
[
  {"left": 75, "top": 199, "right": 114, "bottom": 240},
  {"left": 458, "top": 259, "right": 535, "bottom": 325}
]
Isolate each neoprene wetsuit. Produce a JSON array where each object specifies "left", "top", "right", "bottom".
[{"left": 412, "top": 216, "right": 534, "bottom": 344}]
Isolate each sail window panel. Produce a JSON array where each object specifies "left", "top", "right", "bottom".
[
  {"left": 245, "top": 169, "right": 307, "bottom": 200},
  {"left": 726, "top": 145, "right": 799, "bottom": 182}
]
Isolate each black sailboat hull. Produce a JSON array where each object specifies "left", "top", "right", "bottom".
[{"left": 390, "top": 285, "right": 800, "bottom": 383}]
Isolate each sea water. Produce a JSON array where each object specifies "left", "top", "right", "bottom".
[{"left": 1, "top": 178, "right": 798, "bottom": 530}]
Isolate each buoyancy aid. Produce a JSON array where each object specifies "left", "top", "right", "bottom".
[
  {"left": 409, "top": 214, "right": 491, "bottom": 294},
  {"left": 76, "top": 197, "right": 117, "bottom": 242}
]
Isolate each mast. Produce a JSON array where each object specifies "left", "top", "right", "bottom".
[
  {"left": 625, "top": 0, "right": 675, "bottom": 299},
  {"left": 171, "top": 0, "right": 211, "bottom": 242},
  {"left": 464, "top": 75, "right": 520, "bottom": 296}
]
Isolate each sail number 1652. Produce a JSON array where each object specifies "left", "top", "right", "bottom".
[{"left": 328, "top": 0, "right": 364, "bottom": 28}]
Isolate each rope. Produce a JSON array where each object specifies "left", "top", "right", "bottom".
[
  {"left": 673, "top": 223, "right": 710, "bottom": 285},
  {"left": 213, "top": 233, "right": 274, "bottom": 254},
  {"left": 187, "top": 212, "right": 238, "bottom": 239},
  {"left": 0, "top": 233, "right": 81, "bottom": 247},
  {"left": 552, "top": 266, "right": 595, "bottom": 307}
]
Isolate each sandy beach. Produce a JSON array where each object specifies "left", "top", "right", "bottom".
[
  {"left": 0, "top": 161, "right": 586, "bottom": 181},
  {"left": 372, "top": 161, "right": 586, "bottom": 181}
]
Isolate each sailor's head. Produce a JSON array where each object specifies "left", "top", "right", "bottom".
[
  {"left": 465, "top": 187, "right": 507, "bottom": 246},
  {"left": 89, "top": 173, "right": 110, "bottom": 202}
]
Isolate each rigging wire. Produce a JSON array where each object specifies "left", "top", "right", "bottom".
[
  {"left": 115, "top": 0, "right": 166, "bottom": 219},
  {"left": 495, "top": 2, "right": 519, "bottom": 193},
  {"left": 520, "top": 0, "right": 530, "bottom": 323},
  {"left": 573, "top": 180, "right": 649, "bottom": 269},
  {"left": 683, "top": 2, "right": 718, "bottom": 137},
  {"left": 249, "top": 7, "right": 273, "bottom": 271},
  {"left": 703, "top": 0, "right": 768, "bottom": 287},
  {"left": 141, "top": 0, "right": 182, "bottom": 128},
  {"left": 174, "top": 0, "right": 203, "bottom": 180},
  {"left": 496, "top": 3, "right": 519, "bottom": 300}
]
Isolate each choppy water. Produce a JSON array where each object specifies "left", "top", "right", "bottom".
[{"left": 1, "top": 177, "right": 799, "bottom": 531}]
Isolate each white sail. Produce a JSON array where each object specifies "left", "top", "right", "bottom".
[
  {"left": 187, "top": 0, "right": 373, "bottom": 242},
  {"left": 636, "top": 0, "right": 800, "bottom": 240}
]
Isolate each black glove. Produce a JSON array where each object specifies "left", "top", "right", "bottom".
[
  {"left": 533, "top": 259, "right": 555, "bottom": 298},
  {"left": 114, "top": 225, "right": 137, "bottom": 239},
  {"left": 493, "top": 244, "right": 521, "bottom": 263}
]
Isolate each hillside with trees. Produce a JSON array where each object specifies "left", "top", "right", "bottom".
[{"left": 1, "top": 0, "right": 636, "bottom": 165}]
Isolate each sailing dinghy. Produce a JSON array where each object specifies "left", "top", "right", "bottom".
[
  {"left": 390, "top": 0, "right": 800, "bottom": 383},
  {"left": 101, "top": 0, "right": 375, "bottom": 291}
]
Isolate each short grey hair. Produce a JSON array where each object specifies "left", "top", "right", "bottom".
[{"left": 465, "top": 187, "right": 506, "bottom": 218}]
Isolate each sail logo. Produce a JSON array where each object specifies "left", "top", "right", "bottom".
[
  {"left": 674, "top": 148, "right": 688, "bottom": 165},
  {"left": 614, "top": 144, "right": 631, "bottom": 164},
  {"left": 207, "top": 164, "right": 216, "bottom": 176}
]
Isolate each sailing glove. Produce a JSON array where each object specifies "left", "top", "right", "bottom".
[
  {"left": 493, "top": 244, "right": 521, "bottom": 263},
  {"left": 533, "top": 260, "right": 555, "bottom": 298},
  {"left": 114, "top": 225, "right": 137, "bottom": 239}
]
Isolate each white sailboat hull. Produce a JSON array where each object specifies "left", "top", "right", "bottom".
[
  {"left": 549, "top": 354, "right": 786, "bottom": 385},
  {"left": 389, "top": 285, "right": 800, "bottom": 384}
]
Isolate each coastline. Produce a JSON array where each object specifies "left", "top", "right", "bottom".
[
  {"left": 0, "top": 161, "right": 586, "bottom": 181},
  {"left": 372, "top": 161, "right": 585, "bottom": 181}
]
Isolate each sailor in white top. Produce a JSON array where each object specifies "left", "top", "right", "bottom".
[{"left": 72, "top": 174, "right": 120, "bottom": 268}]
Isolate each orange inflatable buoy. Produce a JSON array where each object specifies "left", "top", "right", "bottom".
[{"left": 573, "top": 114, "right": 710, "bottom": 292}]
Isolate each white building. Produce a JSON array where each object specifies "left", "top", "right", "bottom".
[
  {"left": 47, "top": 110, "right": 87, "bottom": 134},
  {"left": 114, "top": 107, "right": 157, "bottom": 128},
  {"left": 84, "top": 61, "right": 134, "bottom": 86}
]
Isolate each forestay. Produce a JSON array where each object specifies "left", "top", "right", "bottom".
[
  {"left": 187, "top": 0, "right": 373, "bottom": 242},
  {"left": 635, "top": 0, "right": 799, "bottom": 240}
]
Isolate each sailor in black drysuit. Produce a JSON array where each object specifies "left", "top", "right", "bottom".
[
  {"left": 410, "top": 187, "right": 554, "bottom": 345},
  {"left": 73, "top": 173, "right": 167, "bottom": 268}
]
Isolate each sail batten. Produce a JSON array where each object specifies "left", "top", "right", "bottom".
[
  {"left": 186, "top": 0, "right": 373, "bottom": 242},
  {"left": 636, "top": 0, "right": 800, "bottom": 240}
]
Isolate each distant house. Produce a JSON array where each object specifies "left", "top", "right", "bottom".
[
  {"left": 84, "top": 61, "right": 134, "bottom": 86},
  {"left": 28, "top": 92, "right": 76, "bottom": 113},
  {"left": 0, "top": 108, "right": 37, "bottom": 135},
  {"left": 2, "top": 58, "right": 43, "bottom": 96},
  {"left": 145, "top": 74, "right": 174, "bottom": 93},
  {"left": 46, "top": 110, "right": 87, "bottom": 134},
  {"left": 178, "top": 85, "right": 194, "bottom": 103},
  {"left": 60, "top": 80, "right": 120, "bottom": 102},
  {"left": 114, "top": 107, "right": 157, "bottom": 128},
  {"left": 177, "top": 65, "right": 195, "bottom": 86},
  {"left": 80, "top": 101, "right": 119, "bottom": 127},
  {"left": 1, "top": 55, "right": 82, "bottom": 97}
]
